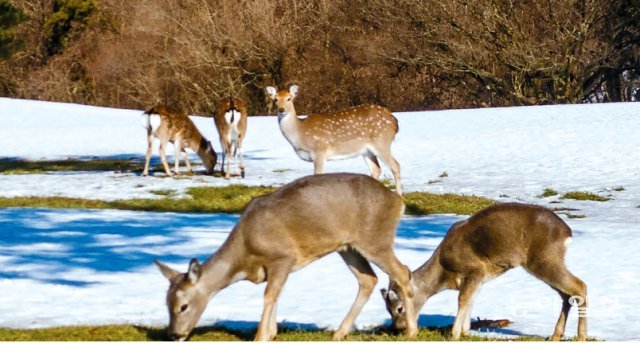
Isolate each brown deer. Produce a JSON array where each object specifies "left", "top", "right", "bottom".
[
  {"left": 141, "top": 105, "right": 216, "bottom": 176},
  {"left": 213, "top": 96, "right": 248, "bottom": 179},
  {"left": 381, "top": 203, "right": 587, "bottom": 341},
  {"left": 154, "top": 173, "right": 417, "bottom": 341},
  {"left": 265, "top": 85, "right": 402, "bottom": 194}
]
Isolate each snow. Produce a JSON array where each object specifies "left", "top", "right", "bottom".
[{"left": 1, "top": 97, "right": 640, "bottom": 340}]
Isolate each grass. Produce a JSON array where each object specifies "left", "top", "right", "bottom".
[
  {"left": 404, "top": 193, "right": 497, "bottom": 215},
  {"left": 0, "top": 324, "right": 540, "bottom": 341},
  {"left": 540, "top": 188, "right": 559, "bottom": 197},
  {"left": 0, "top": 158, "right": 145, "bottom": 175},
  {"left": 0, "top": 187, "right": 495, "bottom": 216},
  {"left": 561, "top": 191, "right": 610, "bottom": 202}
]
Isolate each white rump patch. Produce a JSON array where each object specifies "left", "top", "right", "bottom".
[
  {"left": 564, "top": 237, "right": 573, "bottom": 247},
  {"left": 148, "top": 114, "right": 162, "bottom": 133},
  {"left": 224, "top": 110, "right": 240, "bottom": 125}
]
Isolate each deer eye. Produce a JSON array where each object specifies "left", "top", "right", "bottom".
[
  {"left": 286, "top": 97, "right": 292, "bottom": 101},
  {"left": 180, "top": 304, "right": 189, "bottom": 312},
  {"left": 396, "top": 305, "right": 404, "bottom": 314}
]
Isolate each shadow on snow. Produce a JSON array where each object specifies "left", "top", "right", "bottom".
[{"left": 0, "top": 208, "right": 461, "bottom": 287}]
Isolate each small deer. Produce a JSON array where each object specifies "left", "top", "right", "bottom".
[
  {"left": 141, "top": 105, "right": 216, "bottom": 176},
  {"left": 154, "top": 173, "right": 417, "bottom": 341},
  {"left": 381, "top": 203, "right": 587, "bottom": 341},
  {"left": 265, "top": 85, "right": 402, "bottom": 194},
  {"left": 213, "top": 96, "right": 248, "bottom": 179}
]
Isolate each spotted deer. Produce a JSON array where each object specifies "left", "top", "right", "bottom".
[
  {"left": 381, "top": 203, "right": 587, "bottom": 341},
  {"left": 265, "top": 85, "right": 402, "bottom": 194},
  {"left": 155, "top": 173, "right": 417, "bottom": 341},
  {"left": 213, "top": 96, "right": 248, "bottom": 179},
  {"left": 141, "top": 105, "right": 216, "bottom": 176}
]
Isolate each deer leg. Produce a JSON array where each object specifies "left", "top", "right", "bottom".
[
  {"left": 526, "top": 262, "right": 588, "bottom": 341},
  {"left": 313, "top": 153, "right": 326, "bottom": 174},
  {"left": 333, "top": 249, "right": 378, "bottom": 340},
  {"left": 143, "top": 132, "right": 153, "bottom": 176},
  {"left": 224, "top": 141, "right": 233, "bottom": 179},
  {"left": 367, "top": 253, "right": 417, "bottom": 338},
  {"left": 363, "top": 151, "right": 382, "bottom": 180},
  {"left": 452, "top": 275, "right": 482, "bottom": 339},
  {"left": 182, "top": 150, "right": 192, "bottom": 173},
  {"left": 373, "top": 147, "right": 402, "bottom": 195},
  {"left": 173, "top": 139, "right": 181, "bottom": 175},
  {"left": 255, "top": 263, "right": 291, "bottom": 341},
  {"left": 159, "top": 139, "right": 172, "bottom": 176},
  {"left": 237, "top": 140, "right": 245, "bottom": 178},
  {"left": 462, "top": 307, "right": 472, "bottom": 336}
]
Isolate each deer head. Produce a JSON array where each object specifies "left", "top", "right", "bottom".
[
  {"left": 155, "top": 259, "right": 210, "bottom": 341},
  {"left": 265, "top": 85, "right": 299, "bottom": 118}
]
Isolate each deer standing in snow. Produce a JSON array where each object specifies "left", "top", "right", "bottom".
[
  {"left": 213, "top": 96, "right": 248, "bottom": 179},
  {"left": 265, "top": 85, "right": 402, "bottom": 194},
  {"left": 155, "top": 173, "right": 417, "bottom": 341},
  {"left": 141, "top": 105, "right": 216, "bottom": 176},
  {"left": 381, "top": 203, "right": 588, "bottom": 341}
]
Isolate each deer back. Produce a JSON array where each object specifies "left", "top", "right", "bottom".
[
  {"left": 438, "top": 203, "right": 572, "bottom": 276},
  {"left": 235, "top": 173, "right": 405, "bottom": 263}
]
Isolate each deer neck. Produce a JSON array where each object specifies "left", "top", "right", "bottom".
[
  {"left": 410, "top": 252, "right": 448, "bottom": 312},
  {"left": 277, "top": 107, "right": 305, "bottom": 148},
  {"left": 194, "top": 135, "right": 210, "bottom": 160},
  {"left": 198, "top": 235, "right": 248, "bottom": 296}
]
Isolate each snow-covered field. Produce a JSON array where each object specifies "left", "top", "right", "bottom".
[{"left": 0, "top": 97, "right": 639, "bottom": 340}]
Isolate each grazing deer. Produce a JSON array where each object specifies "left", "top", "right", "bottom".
[
  {"left": 381, "top": 203, "right": 587, "bottom": 341},
  {"left": 265, "top": 85, "right": 402, "bottom": 194},
  {"left": 213, "top": 96, "right": 248, "bottom": 179},
  {"left": 155, "top": 173, "right": 417, "bottom": 341},
  {"left": 141, "top": 105, "right": 216, "bottom": 176}
]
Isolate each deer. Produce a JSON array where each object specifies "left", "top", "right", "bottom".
[
  {"left": 154, "top": 173, "right": 418, "bottom": 341},
  {"left": 213, "top": 96, "right": 248, "bottom": 179},
  {"left": 265, "top": 85, "right": 403, "bottom": 194},
  {"left": 380, "top": 203, "right": 588, "bottom": 341},
  {"left": 141, "top": 105, "right": 217, "bottom": 176}
]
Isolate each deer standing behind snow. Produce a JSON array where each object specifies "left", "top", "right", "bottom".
[
  {"left": 381, "top": 203, "right": 588, "bottom": 341},
  {"left": 213, "top": 96, "right": 248, "bottom": 179},
  {"left": 141, "top": 105, "right": 216, "bottom": 176},
  {"left": 265, "top": 85, "right": 402, "bottom": 194}
]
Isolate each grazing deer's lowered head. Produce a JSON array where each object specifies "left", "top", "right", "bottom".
[
  {"left": 381, "top": 203, "right": 588, "bottom": 341},
  {"left": 213, "top": 96, "right": 248, "bottom": 179},
  {"left": 141, "top": 105, "right": 216, "bottom": 176},
  {"left": 265, "top": 85, "right": 402, "bottom": 194},
  {"left": 155, "top": 173, "right": 417, "bottom": 341}
]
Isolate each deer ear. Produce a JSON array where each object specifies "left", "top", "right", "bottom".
[
  {"left": 265, "top": 86, "right": 277, "bottom": 100},
  {"left": 289, "top": 85, "right": 299, "bottom": 98},
  {"left": 154, "top": 260, "right": 180, "bottom": 281},
  {"left": 380, "top": 288, "right": 388, "bottom": 298},
  {"left": 187, "top": 258, "right": 202, "bottom": 283},
  {"left": 387, "top": 289, "right": 399, "bottom": 301}
]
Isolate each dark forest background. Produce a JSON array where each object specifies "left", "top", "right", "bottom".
[{"left": 1, "top": 0, "right": 639, "bottom": 115}]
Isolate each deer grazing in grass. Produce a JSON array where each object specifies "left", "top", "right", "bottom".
[
  {"left": 213, "top": 96, "right": 248, "bottom": 179},
  {"left": 141, "top": 105, "right": 216, "bottom": 176},
  {"left": 381, "top": 203, "right": 588, "bottom": 341},
  {"left": 154, "top": 173, "right": 417, "bottom": 341},
  {"left": 265, "top": 85, "right": 403, "bottom": 194}
]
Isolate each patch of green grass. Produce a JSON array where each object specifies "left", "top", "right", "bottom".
[
  {"left": 148, "top": 189, "right": 176, "bottom": 197},
  {"left": 0, "top": 324, "right": 540, "bottom": 341},
  {"left": 561, "top": 191, "right": 610, "bottom": 202},
  {"left": 0, "top": 185, "right": 275, "bottom": 214},
  {"left": 0, "top": 158, "right": 144, "bottom": 175},
  {"left": 0, "top": 196, "right": 112, "bottom": 210},
  {"left": 0, "top": 187, "right": 495, "bottom": 216},
  {"left": 540, "top": 188, "right": 559, "bottom": 197},
  {"left": 404, "top": 192, "right": 497, "bottom": 215}
]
